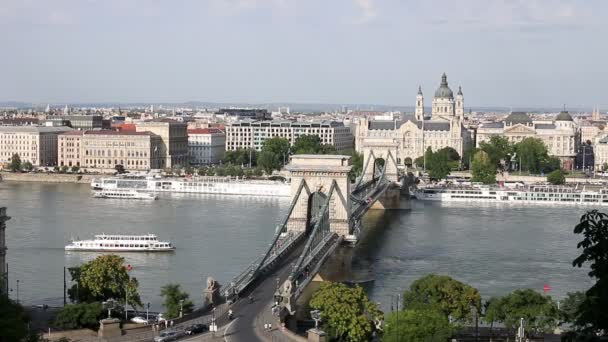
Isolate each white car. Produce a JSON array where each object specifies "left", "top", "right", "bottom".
[{"left": 131, "top": 316, "right": 149, "bottom": 324}]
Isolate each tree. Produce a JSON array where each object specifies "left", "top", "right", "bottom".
[
  {"left": 257, "top": 150, "right": 279, "bottom": 175},
  {"left": 9, "top": 153, "right": 21, "bottom": 172},
  {"left": 160, "top": 284, "right": 194, "bottom": 319},
  {"left": 68, "top": 255, "right": 142, "bottom": 310},
  {"left": 492, "top": 289, "right": 558, "bottom": 334},
  {"left": 479, "top": 136, "right": 513, "bottom": 169},
  {"left": 384, "top": 309, "right": 453, "bottom": 342},
  {"left": 197, "top": 167, "right": 207, "bottom": 176},
  {"left": 483, "top": 297, "right": 504, "bottom": 338},
  {"left": 402, "top": 274, "right": 481, "bottom": 324},
  {"left": 0, "top": 296, "right": 32, "bottom": 342},
  {"left": 184, "top": 165, "right": 193, "bottom": 175},
  {"left": 414, "top": 155, "right": 424, "bottom": 168},
  {"left": 309, "top": 282, "right": 383, "bottom": 342},
  {"left": 438, "top": 147, "right": 460, "bottom": 162},
  {"left": 22, "top": 161, "right": 34, "bottom": 172},
  {"left": 572, "top": 210, "right": 608, "bottom": 331},
  {"left": 293, "top": 135, "right": 323, "bottom": 154},
  {"left": 54, "top": 302, "right": 103, "bottom": 329},
  {"left": 344, "top": 149, "right": 363, "bottom": 182},
  {"left": 115, "top": 164, "right": 125, "bottom": 174},
  {"left": 514, "top": 137, "right": 550, "bottom": 174},
  {"left": 471, "top": 151, "right": 496, "bottom": 184},
  {"left": 462, "top": 145, "right": 479, "bottom": 170},
  {"left": 70, "top": 165, "right": 80, "bottom": 173},
  {"left": 547, "top": 169, "right": 565, "bottom": 185},
  {"left": 262, "top": 137, "right": 290, "bottom": 165},
  {"left": 61, "top": 165, "right": 69, "bottom": 173},
  {"left": 559, "top": 291, "right": 585, "bottom": 326},
  {"left": 424, "top": 147, "right": 451, "bottom": 180}
]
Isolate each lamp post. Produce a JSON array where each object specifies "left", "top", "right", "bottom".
[
  {"left": 16, "top": 279, "right": 19, "bottom": 304},
  {"left": 310, "top": 310, "right": 321, "bottom": 330},
  {"left": 146, "top": 302, "right": 150, "bottom": 322},
  {"left": 179, "top": 299, "right": 184, "bottom": 318}
]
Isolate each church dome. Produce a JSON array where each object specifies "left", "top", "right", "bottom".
[
  {"left": 434, "top": 73, "right": 453, "bottom": 99},
  {"left": 556, "top": 111, "right": 573, "bottom": 121}
]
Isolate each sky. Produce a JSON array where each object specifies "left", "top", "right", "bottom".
[{"left": 1, "top": 0, "right": 607, "bottom": 108}]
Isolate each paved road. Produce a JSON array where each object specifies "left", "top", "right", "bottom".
[{"left": 223, "top": 243, "right": 306, "bottom": 342}]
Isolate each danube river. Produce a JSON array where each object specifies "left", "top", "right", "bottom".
[{"left": 0, "top": 181, "right": 592, "bottom": 310}]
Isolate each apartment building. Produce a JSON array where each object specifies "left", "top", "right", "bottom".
[
  {"left": 0, "top": 126, "right": 72, "bottom": 167},
  {"left": 136, "top": 120, "right": 188, "bottom": 168},
  {"left": 188, "top": 128, "right": 225, "bottom": 165}
]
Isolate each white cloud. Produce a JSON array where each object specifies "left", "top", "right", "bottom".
[{"left": 353, "top": 0, "right": 378, "bottom": 24}]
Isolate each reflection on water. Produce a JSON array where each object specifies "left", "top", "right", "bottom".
[{"left": 0, "top": 181, "right": 595, "bottom": 312}]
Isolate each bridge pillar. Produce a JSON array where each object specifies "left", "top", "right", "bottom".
[
  {"left": 361, "top": 141, "right": 399, "bottom": 183},
  {"left": 286, "top": 155, "right": 352, "bottom": 237},
  {"left": 370, "top": 186, "right": 411, "bottom": 210}
]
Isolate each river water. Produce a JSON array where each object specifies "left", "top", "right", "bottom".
[{"left": 0, "top": 182, "right": 593, "bottom": 311}]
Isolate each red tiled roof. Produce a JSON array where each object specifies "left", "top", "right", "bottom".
[
  {"left": 188, "top": 128, "right": 224, "bottom": 134},
  {"left": 112, "top": 123, "right": 137, "bottom": 132}
]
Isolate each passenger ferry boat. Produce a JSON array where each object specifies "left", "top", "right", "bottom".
[
  {"left": 93, "top": 189, "right": 158, "bottom": 200},
  {"left": 91, "top": 175, "right": 290, "bottom": 197},
  {"left": 414, "top": 184, "right": 608, "bottom": 206},
  {"left": 65, "top": 234, "right": 175, "bottom": 252}
]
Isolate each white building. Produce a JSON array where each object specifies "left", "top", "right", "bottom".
[
  {"left": 0, "top": 126, "right": 73, "bottom": 167},
  {"left": 187, "top": 128, "right": 226, "bottom": 165},
  {"left": 476, "top": 111, "right": 578, "bottom": 169},
  {"left": 226, "top": 120, "right": 354, "bottom": 152},
  {"left": 355, "top": 74, "right": 472, "bottom": 165}
]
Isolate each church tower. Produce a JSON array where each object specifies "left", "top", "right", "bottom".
[
  {"left": 456, "top": 86, "right": 464, "bottom": 118},
  {"left": 415, "top": 86, "right": 424, "bottom": 121},
  {"left": 592, "top": 105, "right": 601, "bottom": 121}
]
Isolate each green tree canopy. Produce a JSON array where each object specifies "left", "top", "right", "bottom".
[
  {"left": 160, "top": 284, "right": 194, "bottom": 319},
  {"left": 559, "top": 291, "right": 585, "bottom": 326},
  {"left": 572, "top": 210, "right": 608, "bottom": 331},
  {"left": 547, "top": 169, "right": 565, "bottom": 185},
  {"left": 223, "top": 149, "right": 257, "bottom": 167},
  {"left": 54, "top": 302, "right": 104, "bottom": 329},
  {"left": 0, "top": 296, "right": 34, "bottom": 342},
  {"left": 68, "top": 255, "right": 142, "bottom": 310},
  {"left": 22, "top": 161, "right": 34, "bottom": 172},
  {"left": 309, "top": 282, "right": 383, "bottom": 342},
  {"left": 403, "top": 274, "right": 481, "bottom": 324},
  {"left": 343, "top": 149, "right": 363, "bottom": 182},
  {"left": 293, "top": 135, "right": 322, "bottom": 154},
  {"left": 479, "top": 136, "right": 513, "bottom": 169},
  {"left": 425, "top": 147, "right": 451, "bottom": 180},
  {"left": 514, "top": 137, "right": 550, "bottom": 174},
  {"left": 383, "top": 309, "right": 453, "bottom": 342},
  {"left": 489, "top": 289, "right": 558, "bottom": 334},
  {"left": 438, "top": 147, "right": 460, "bottom": 162},
  {"left": 471, "top": 151, "right": 496, "bottom": 184},
  {"left": 262, "top": 137, "right": 290, "bottom": 160},
  {"left": 9, "top": 153, "right": 21, "bottom": 172},
  {"left": 257, "top": 150, "right": 280, "bottom": 175}
]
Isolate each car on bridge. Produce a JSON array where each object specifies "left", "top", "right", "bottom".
[
  {"left": 185, "top": 323, "right": 208, "bottom": 335},
  {"left": 153, "top": 329, "right": 186, "bottom": 342}
]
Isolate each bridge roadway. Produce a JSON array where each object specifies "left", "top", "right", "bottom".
[{"left": 223, "top": 241, "right": 306, "bottom": 342}]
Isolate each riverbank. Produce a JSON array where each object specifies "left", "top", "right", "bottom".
[{"left": 0, "top": 171, "right": 94, "bottom": 184}]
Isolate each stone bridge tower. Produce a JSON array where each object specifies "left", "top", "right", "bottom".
[{"left": 285, "top": 155, "right": 352, "bottom": 237}]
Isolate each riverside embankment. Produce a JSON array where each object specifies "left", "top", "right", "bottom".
[{"left": 0, "top": 172, "right": 95, "bottom": 183}]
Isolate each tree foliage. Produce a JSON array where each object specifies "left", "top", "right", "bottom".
[
  {"left": 0, "top": 296, "right": 33, "bottom": 342},
  {"left": 547, "top": 169, "right": 566, "bottom": 185},
  {"left": 291, "top": 135, "right": 337, "bottom": 155},
  {"left": 68, "top": 255, "right": 142, "bottom": 309},
  {"left": 9, "top": 153, "right": 21, "bottom": 172},
  {"left": 262, "top": 137, "right": 290, "bottom": 161},
  {"left": 479, "top": 136, "right": 513, "bottom": 169},
  {"left": 309, "top": 282, "right": 383, "bottom": 342},
  {"left": 54, "top": 302, "right": 104, "bottom": 329},
  {"left": 22, "top": 161, "right": 34, "bottom": 172},
  {"left": 559, "top": 291, "right": 585, "bottom": 326},
  {"left": 515, "top": 137, "right": 551, "bottom": 174},
  {"left": 223, "top": 149, "right": 257, "bottom": 167},
  {"left": 257, "top": 150, "right": 280, "bottom": 175},
  {"left": 402, "top": 274, "right": 481, "bottom": 324},
  {"left": 572, "top": 210, "right": 608, "bottom": 331},
  {"left": 424, "top": 147, "right": 451, "bottom": 180},
  {"left": 471, "top": 151, "right": 496, "bottom": 184},
  {"left": 384, "top": 309, "right": 453, "bottom": 342},
  {"left": 160, "top": 284, "right": 194, "bottom": 319},
  {"left": 485, "top": 289, "right": 558, "bottom": 334}
]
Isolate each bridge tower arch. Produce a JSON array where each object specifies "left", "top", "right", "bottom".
[
  {"left": 361, "top": 141, "right": 399, "bottom": 183},
  {"left": 286, "top": 155, "right": 352, "bottom": 237}
]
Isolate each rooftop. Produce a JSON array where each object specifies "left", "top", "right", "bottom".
[
  {"left": 504, "top": 112, "right": 532, "bottom": 124},
  {"left": 0, "top": 126, "right": 73, "bottom": 133},
  {"left": 188, "top": 128, "right": 224, "bottom": 135}
]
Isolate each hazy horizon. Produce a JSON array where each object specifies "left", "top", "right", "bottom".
[{"left": 1, "top": 0, "right": 607, "bottom": 108}]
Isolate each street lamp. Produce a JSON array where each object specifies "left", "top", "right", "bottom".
[
  {"left": 179, "top": 299, "right": 184, "bottom": 318},
  {"left": 146, "top": 302, "right": 150, "bottom": 322},
  {"left": 209, "top": 307, "right": 217, "bottom": 334},
  {"left": 102, "top": 299, "right": 116, "bottom": 319},
  {"left": 310, "top": 310, "right": 321, "bottom": 330}
]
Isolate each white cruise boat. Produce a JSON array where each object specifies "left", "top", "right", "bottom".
[
  {"left": 65, "top": 234, "right": 175, "bottom": 252},
  {"left": 91, "top": 176, "right": 290, "bottom": 197},
  {"left": 414, "top": 184, "right": 608, "bottom": 206},
  {"left": 93, "top": 189, "right": 158, "bottom": 200}
]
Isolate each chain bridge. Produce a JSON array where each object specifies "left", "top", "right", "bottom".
[{"left": 219, "top": 149, "right": 408, "bottom": 337}]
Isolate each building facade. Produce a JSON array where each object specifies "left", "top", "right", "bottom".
[
  {"left": 61, "top": 115, "right": 104, "bottom": 130},
  {"left": 355, "top": 74, "right": 472, "bottom": 165},
  {"left": 136, "top": 121, "right": 189, "bottom": 168},
  {"left": 0, "top": 126, "right": 72, "bottom": 167},
  {"left": 187, "top": 128, "right": 225, "bottom": 165},
  {"left": 58, "top": 130, "right": 163, "bottom": 171},
  {"left": 476, "top": 111, "right": 578, "bottom": 169},
  {"left": 226, "top": 120, "right": 354, "bottom": 152}
]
